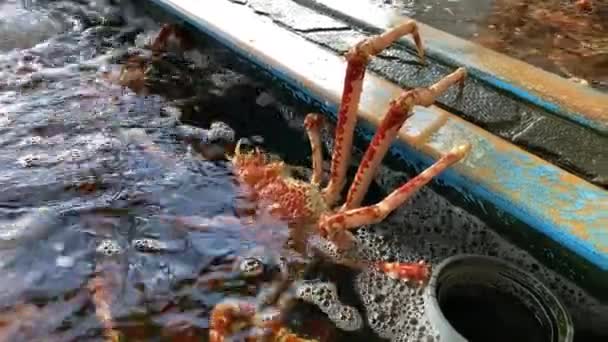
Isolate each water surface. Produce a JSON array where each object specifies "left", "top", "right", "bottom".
[{"left": 0, "top": 1, "right": 317, "bottom": 339}]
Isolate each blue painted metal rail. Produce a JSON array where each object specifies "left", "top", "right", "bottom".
[{"left": 146, "top": 0, "right": 608, "bottom": 279}]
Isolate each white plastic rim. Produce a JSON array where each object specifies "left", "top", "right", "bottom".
[{"left": 425, "top": 254, "right": 574, "bottom": 342}]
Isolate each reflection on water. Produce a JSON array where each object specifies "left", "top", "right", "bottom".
[
  {"left": 0, "top": 0, "right": 317, "bottom": 340},
  {"left": 379, "top": 0, "right": 608, "bottom": 90}
]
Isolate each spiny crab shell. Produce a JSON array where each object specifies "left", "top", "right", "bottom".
[{"left": 230, "top": 144, "right": 328, "bottom": 228}]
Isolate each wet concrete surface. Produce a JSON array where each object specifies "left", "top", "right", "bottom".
[
  {"left": 374, "top": 0, "right": 608, "bottom": 92},
  {"left": 228, "top": 0, "right": 607, "bottom": 189},
  {"left": 374, "top": 0, "right": 495, "bottom": 39},
  {"left": 248, "top": 0, "right": 349, "bottom": 32}
]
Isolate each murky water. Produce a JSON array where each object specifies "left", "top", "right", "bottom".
[
  {"left": 0, "top": 0, "right": 320, "bottom": 340},
  {"left": 378, "top": 0, "right": 608, "bottom": 90}
]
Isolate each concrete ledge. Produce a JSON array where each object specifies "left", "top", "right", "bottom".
[
  {"left": 300, "top": 0, "right": 608, "bottom": 135},
  {"left": 146, "top": 0, "right": 608, "bottom": 280}
]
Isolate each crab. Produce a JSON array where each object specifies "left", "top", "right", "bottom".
[
  {"left": 476, "top": 0, "right": 608, "bottom": 88},
  {"left": 96, "top": 20, "right": 470, "bottom": 341},
  {"left": 206, "top": 247, "right": 335, "bottom": 342},
  {"left": 206, "top": 242, "right": 363, "bottom": 342},
  {"left": 102, "top": 24, "right": 193, "bottom": 94},
  {"left": 200, "top": 20, "right": 471, "bottom": 341}
]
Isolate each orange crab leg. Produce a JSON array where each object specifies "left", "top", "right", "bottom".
[
  {"left": 319, "top": 143, "right": 471, "bottom": 235},
  {"left": 323, "top": 21, "right": 425, "bottom": 206},
  {"left": 375, "top": 261, "right": 431, "bottom": 284},
  {"left": 319, "top": 144, "right": 470, "bottom": 283},
  {"left": 304, "top": 113, "right": 325, "bottom": 186},
  {"left": 150, "top": 23, "right": 191, "bottom": 54},
  {"left": 150, "top": 24, "right": 175, "bottom": 53},
  {"left": 88, "top": 261, "right": 123, "bottom": 342},
  {"left": 342, "top": 68, "right": 467, "bottom": 210}
]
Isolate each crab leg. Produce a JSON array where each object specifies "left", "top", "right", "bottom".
[
  {"left": 323, "top": 21, "right": 425, "bottom": 206},
  {"left": 412, "top": 112, "right": 449, "bottom": 145},
  {"left": 150, "top": 23, "right": 191, "bottom": 54},
  {"left": 88, "top": 261, "right": 123, "bottom": 342},
  {"left": 320, "top": 143, "right": 471, "bottom": 235},
  {"left": 304, "top": 113, "right": 325, "bottom": 186},
  {"left": 342, "top": 68, "right": 466, "bottom": 210}
]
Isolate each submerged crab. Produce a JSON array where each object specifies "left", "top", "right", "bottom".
[
  {"left": 205, "top": 21, "right": 471, "bottom": 340},
  {"left": 102, "top": 24, "right": 193, "bottom": 94},
  {"left": 206, "top": 241, "right": 358, "bottom": 342}
]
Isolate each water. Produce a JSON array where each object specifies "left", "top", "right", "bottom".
[
  {"left": 0, "top": 1, "right": 315, "bottom": 339},
  {"left": 440, "top": 285, "right": 549, "bottom": 342},
  {"left": 377, "top": 0, "right": 608, "bottom": 91},
  {"left": 1, "top": 0, "right": 607, "bottom": 341}
]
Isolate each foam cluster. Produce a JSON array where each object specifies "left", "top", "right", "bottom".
[
  {"left": 175, "top": 121, "right": 235, "bottom": 146},
  {"left": 132, "top": 238, "right": 165, "bottom": 253},
  {"left": 352, "top": 154, "right": 607, "bottom": 339},
  {"left": 306, "top": 235, "right": 348, "bottom": 264},
  {"left": 236, "top": 257, "right": 266, "bottom": 278},
  {"left": 294, "top": 280, "right": 362, "bottom": 332},
  {"left": 304, "top": 119, "right": 608, "bottom": 340},
  {"left": 203, "top": 121, "right": 236, "bottom": 145},
  {"left": 96, "top": 239, "right": 122, "bottom": 256}
]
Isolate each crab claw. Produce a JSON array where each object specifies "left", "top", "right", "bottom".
[{"left": 375, "top": 260, "right": 430, "bottom": 285}]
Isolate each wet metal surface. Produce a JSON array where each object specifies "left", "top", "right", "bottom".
[
  {"left": 150, "top": 0, "right": 608, "bottom": 275},
  {"left": 234, "top": 0, "right": 608, "bottom": 190}
]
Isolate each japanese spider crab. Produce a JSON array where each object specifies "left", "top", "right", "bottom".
[
  {"left": 206, "top": 21, "right": 471, "bottom": 341},
  {"left": 102, "top": 23, "right": 193, "bottom": 94},
  {"left": 91, "top": 21, "right": 470, "bottom": 342}
]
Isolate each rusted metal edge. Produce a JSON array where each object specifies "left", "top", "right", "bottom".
[
  {"left": 297, "top": 0, "right": 608, "bottom": 135},
  {"left": 148, "top": 0, "right": 608, "bottom": 270}
]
